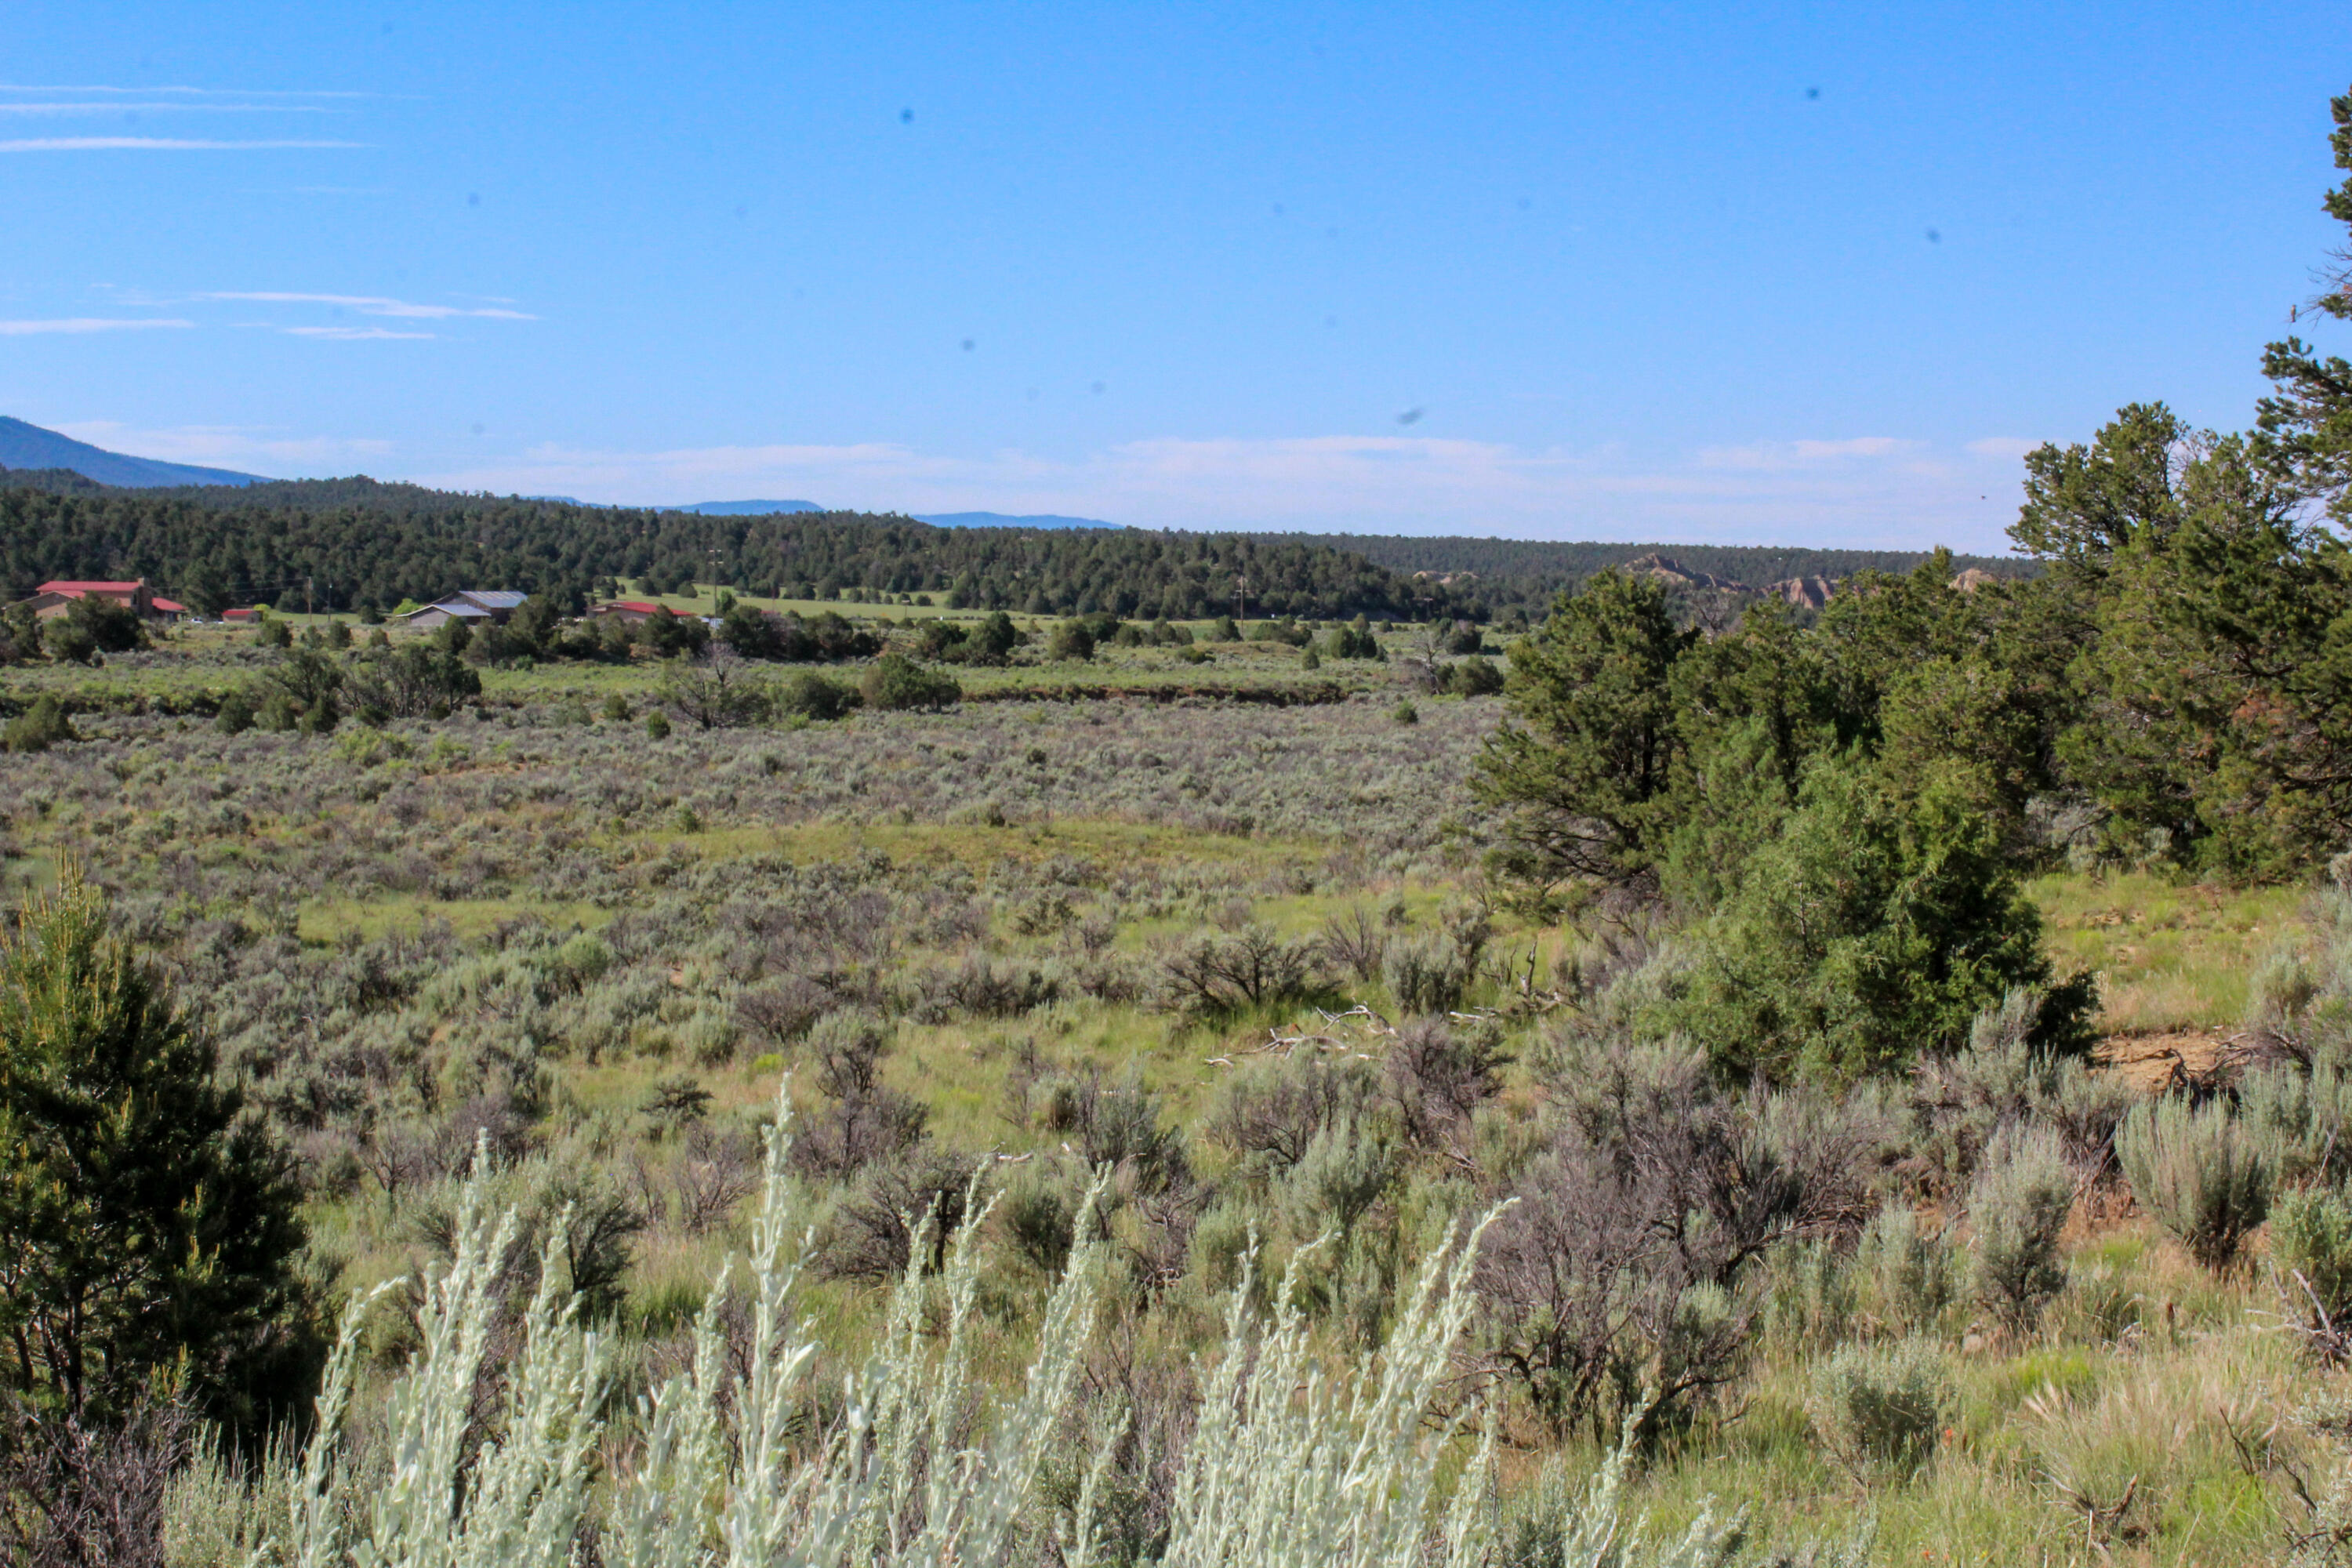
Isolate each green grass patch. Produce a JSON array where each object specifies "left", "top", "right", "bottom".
[{"left": 2027, "top": 869, "right": 2305, "bottom": 1032}]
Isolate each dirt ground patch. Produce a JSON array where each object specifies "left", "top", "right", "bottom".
[{"left": 2093, "top": 1028, "right": 2247, "bottom": 1093}]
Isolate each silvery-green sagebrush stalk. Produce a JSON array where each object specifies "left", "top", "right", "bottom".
[
  {"left": 267, "top": 1084, "right": 1773, "bottom": 1567},
  {"left": 1162, "top": 1225, "right": 1496, "bottom": 1568},
  {"left": 275, "top": 1148, "right": 612, "bottom": 1568}
]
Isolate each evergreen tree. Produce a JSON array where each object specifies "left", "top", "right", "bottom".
[
  {"left": 0, "top": 873, "right": 318, "bottom": 1424},
  {"left": 2257, "top": 83, "right": 2352, "bottom": 524},
  {"left": 1647, "top": 753, "right": 2063, "bottom": 1082},
  {"left": 1472, "top": 569, "right": 1692, "bottom": 908}
]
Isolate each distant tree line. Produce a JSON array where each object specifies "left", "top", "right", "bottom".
[
  {"left": 0, "top": 479, "right": 1476, "bottom": 622},
  {"left": 1257, "top": 535, "right": 2034, "bottom": 619}
]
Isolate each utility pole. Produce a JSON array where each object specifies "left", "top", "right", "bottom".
[{"left": 1233, "top": 573, "right": 1247, "bottom": 626}]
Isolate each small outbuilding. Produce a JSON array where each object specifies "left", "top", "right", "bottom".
[{"left": 401, "top": 590, "right": 528, "bottom": 630}]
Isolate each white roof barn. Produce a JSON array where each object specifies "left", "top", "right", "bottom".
[{"left": 402, "top": 590, "right": 528, "bottom": 629}]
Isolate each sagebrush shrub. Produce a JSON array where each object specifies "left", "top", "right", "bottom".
[
  {"left": 1854, "top": 1203, "right": 1954, "bottom": 1337},
  {"left": 2117, "top": 1095, "right": 2273, "bottom": 1271},
  {"left": 1968, "top": 1123, "right": 2073, "bottom": 1326},
  {"left": 1210, "top": 1053, "right": 1385, "bottom": 1174},
  {"left": 1383, "top": 932, "right": 1468, "bottom": 1016},
  {"left": 1806, "top": 1338, "right": 1953, "bottom": 1479},
  {"left": 252, "top": 1090, "right": 1740, "bottom": 1568},
  {"left": 2274, "top": 1184, "right": 2352, "bottom": 1335},
  {"left": 2241, "top": 1050, "right": 2352, "bottom": 1187}
]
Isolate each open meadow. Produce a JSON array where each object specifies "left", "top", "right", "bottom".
[{"left": 4, "top": 597, "right": 2347, "bottom": 1566}]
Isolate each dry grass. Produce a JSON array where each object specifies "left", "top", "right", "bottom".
[{"left": 1624, "top": 1219, "right": 2327, "bottom": 1564}]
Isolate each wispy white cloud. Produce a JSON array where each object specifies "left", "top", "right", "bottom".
[
  {"left": 0, "top": 85, "right": 372, "bottom": 98},
  {"left": 1699, "top": 436, "right": 1922, "bottom": 471},
  {"left": 0, "top": 102, "right": 335, "bottom": 115},
  {"left": 207, "top": 292, "right": 535, "bottom": 321},
  {"left": 1965, "top": 437, "right": 2041, "bottom": 461},
  {"left": 0, "top": 317, "right": 194, "bottom": 335},
  {"left": 281, "top": 325, "right": 436, "bottom": 340},
  {"left": 0, "top": 137, "right": 362, "bottom": 151}
]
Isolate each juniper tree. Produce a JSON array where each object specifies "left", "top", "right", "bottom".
[{"left": 1472, "top": 569, "right": 1691, "bottom": 908}]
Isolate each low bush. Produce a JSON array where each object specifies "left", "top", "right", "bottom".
[
  {"left": 3, "top": 695, "right": 74, "bottom": 753},
  {"left": 1968, "top": 1124, "right": 2073, "bottom": 1327},
  {"left": 2242, "top": 1047, "right": 2352, "bottom": 1188},
  {"left": 909, "top": 949, "right": 1062, "bottom": 1022},
  {"left": 1385, "top": 1018, "right": 1507, "bottom": 1148},
  {"left": 655, "top": 659, "right": 771, "bottom": 729},
  {"left": 1159, "top": 926, "right": 1323, "bottom": 1014},
  {"left": 213, "top": 688, "right": 255, "bottom": 735},
  {"left": 863, "top": 652, "right": 962, "bottom": 711},
  {"left": 1209, "top": 1053, "right": 1385, "bottom": 1177},
  {"left": 2272, "top": 1183, "right": 2352, "bottom": 1339},
  {"left": 1479, "top": 1041, "right": 1873, "bottom": 1439},
  {"left": 1444, "top": 655, "right": 1505, "bottom": 696},
  {"left": 2117, "top": 1096, "right": 2273, "bottom": 1272},
  {"left": 775, "top": 668, "right": 859, "bottom": 721},
  {"left": 1806, "top": 1338, "right": 1953, "bottom": 1479},
  {"left": 1854, "top": 1203, "right": 1955, "bottom": 1336}
]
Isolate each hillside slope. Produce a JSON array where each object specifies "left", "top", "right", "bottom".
[{"left": 0, "top": 417, "right": 272, "bottom": 488}]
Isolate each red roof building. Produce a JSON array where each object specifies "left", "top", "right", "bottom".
[
  {"left": 21, "top": 579, "right": 183, "bottom": 621},
  {"left": 590, "top": 599, "right": 663, "bottom": 622}
]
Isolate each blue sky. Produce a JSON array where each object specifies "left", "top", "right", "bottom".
[{"left": 2, "top": 2, "right": 2345, "bottom": 550}]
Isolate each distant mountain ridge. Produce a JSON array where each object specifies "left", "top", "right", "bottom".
[
  {"left": 0, "top": 417, "right": 273, "bottom": 488},
  {"left": 0, "top": 422, "right": 1128, "bottom": 525},
  {"left": 664, "top": 499, "right": 827, "bottom": 516},
  {"left": 911, "top": 511, "right": 1112, "bottom": 531}
]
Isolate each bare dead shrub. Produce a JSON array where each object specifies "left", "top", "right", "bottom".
[
  {"left": 735, "top": 976, "right": 830, "bottom": 1048},
  {"left": 1158, "top": 925, "right": 1323, "bottom": 1014},
  {"left": 1320, "top": 905, "right": 1386, "bottom": 983},
  {"left": 817, "top": 1145, "right": 978, "bottom": 1282},
  {"left": 789, "top": 1011, "right": 929, "bottom": 1181},
  {"left": 0, "top": 1395, "right": 189, "bottom": 1568},
  {"left": 673, "top": 1123, "right": 762, "bottom": 1235},
  {"left": 1477, "top": 1041, "right": 1874, "bottom": 1440},
  {"left": 1384, "top": 1018, "right": 1507, "bottom": 1150}
]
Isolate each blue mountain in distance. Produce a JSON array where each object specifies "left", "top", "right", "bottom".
[
  {"left": 0, "top": 419, "right": 1119, "bottom": 527},
  {"left": 662, "top": 499, "right": 1114, "bottom": 529},
  {"left": 0, "top": 416, "right": 273, "bottom": 488},
  {"left": 913, "top": 511, "right": 1114, "bottom": 531},
  {"left": 666, "top": 499, "right": 827, "bottom": 515}
]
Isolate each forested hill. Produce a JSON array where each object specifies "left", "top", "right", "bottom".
[
  {"left": 0, "top": 471, "right": 1474, "bottom": 622},
  {"left": 1254, "top": 534, "right": 2033, "bottom": 615}
]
